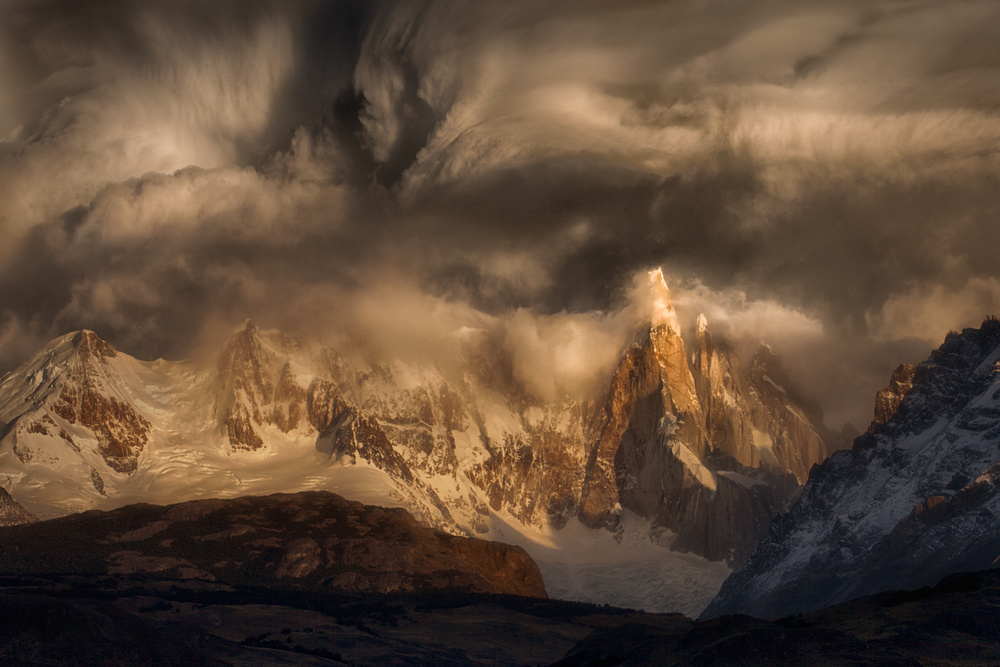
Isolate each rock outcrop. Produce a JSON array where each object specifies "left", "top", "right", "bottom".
[
  {"left": 747, "top": 344, "right": 830, "bottom": 483},
  {"left": 868, "top": 362, "right": 917, "bottom": 433},
  {"left": 215, "top": 321, "right": 305, "bottom": 452},
  {"left": 0, "top": 487, "right": 35, "bottom": 526}
]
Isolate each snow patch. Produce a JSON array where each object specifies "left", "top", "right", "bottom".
[
  {"left": 752, "top": 429, "right": 779, "bottom": 468},
  {"left": 718, "top": 470, "right": 768, "bottom": 489},
  {"left": 669, "top": 440, "right": 717, "bottom": 492}
]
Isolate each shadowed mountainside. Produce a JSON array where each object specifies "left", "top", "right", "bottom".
[
  {"left": 705, "top": 318, "right": 1000, "bottom": 619},
  {"left": 0, "top": 490, "right": 546, "bottom": 599}
]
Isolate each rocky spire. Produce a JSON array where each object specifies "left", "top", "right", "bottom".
[
  {"left": 579, "top": 270, "right": 710, "bottom": 531},
  {"left": 691, "top": 315, "right": 760, "bottom": 469}
]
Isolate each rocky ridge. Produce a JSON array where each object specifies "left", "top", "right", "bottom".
[{"left": 704, "top": 317, "right": 1000, "bottom": 618}]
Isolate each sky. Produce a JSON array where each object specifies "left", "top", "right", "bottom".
[{"left": 1, "top": 0, "right": 999, "bottom": 429}]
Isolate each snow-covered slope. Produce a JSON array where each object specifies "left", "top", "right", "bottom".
[
  {"left": 0, "top": 328, "right": 428, "bottom": 521},
  {"left": 704, "top": 317, "right": 1000, "bottom": 619}
]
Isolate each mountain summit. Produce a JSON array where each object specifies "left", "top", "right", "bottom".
[{"left": 0, "top": 330, "right": 151, "bottom": 495}]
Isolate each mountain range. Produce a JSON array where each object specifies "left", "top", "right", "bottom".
[{"left": 0, "top": 270, "right": 836, "bottom": 613}]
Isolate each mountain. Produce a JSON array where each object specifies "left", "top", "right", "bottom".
[
  {"left": 0, "top": 270, "right": 833, "bottom": 611},
  {"left": 704, "top": 317, "right": 1000, "bottom": 619},
  {"left": 0, "top": 330, "right": 150, "bottom": 480},
  {"left": 0, "top": 490, "right": 545, "bottom": 598},
  {"left": 578, "top": 278, "right": 811, "bottom": 563}
]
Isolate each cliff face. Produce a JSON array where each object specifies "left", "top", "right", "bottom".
[
  {"left": 747, "top": 345, "right": 832, "bottom": 484},
  {"left": 580, "top": 322, "right": 709, "bottom": 532},
  {"left": 575, "top": 271, "right": 827, "bottom": 562},
  {"left": 694, "top": 317, "right": 760, "bottom": 469},
  {"left": 705, "top": 318, "right": 1000, "bottom": 619}
]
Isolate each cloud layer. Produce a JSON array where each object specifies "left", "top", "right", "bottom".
[{"left": 2, "top": 0, "right": 1000, "bottom": 428}]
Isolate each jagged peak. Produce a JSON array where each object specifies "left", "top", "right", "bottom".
[
  {"left": 696, "top": 313, "right": 709, "bottom": 334},
  {"left": 71, "top": 330, "right": 118, "bottom": 361},
  {"left": 225, "top": 319, "right": 298, "bottom": 352},
  {"left": 29, "top": 330, "right": 119, "bottom": 367},
  {"left": 750, "top": 343, "right": 778, "bottom": 380},
  {"left": 647, "top": 268, "right": 680, "bottom": 334},
  {"left": 932, "top": 315, "right": 1000, "bottom": 363},
  {"left": 232, "top": 319, "right": 258, "bottom": 336},
  {"left": 221, "top": 320, "right": 267, "bottom": 362}
]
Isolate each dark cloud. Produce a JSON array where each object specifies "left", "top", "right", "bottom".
[{"left": 1, "top": 0, "right": 999, "bottom": 428}]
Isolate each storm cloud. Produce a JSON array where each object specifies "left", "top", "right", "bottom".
[{"left": 1, "top": 0, "right": 999, "bottom": 428}]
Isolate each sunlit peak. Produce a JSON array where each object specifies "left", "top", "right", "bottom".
[{"left": 647, "top": 268, "right": 680, "bottom": 332}]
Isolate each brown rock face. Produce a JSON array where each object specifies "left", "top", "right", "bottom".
[
  {"left": 216, "top": 321, "right": 319, "bottom": 452},
  {"left": 578, "top": 312, "right": 827, "bottom": 561},
  {"left": 217, "top": 321, "right": 277, "bottom": 452},
  {"left": 890, "top": 459, "right": 1000, "bottom": 543},
  {"left": 580, "top": 323, "right": 710, "bottom": 531},
  {"left": 868, "top": 363, "right": 917, "bottom": 433},
  {"left": 579, "top": 339, "right": 662, "bottom": 530},
  {"left": 467, "top": 413, "right": 588, "bottom": 530},
  {"left": 73, "top": 330, "right": 118, "bottom": 363},
  {"left": 50, "top": 333, "right": 150, "bottom": 474},
  {"left": 693, "top": 323, "right": 761, "bottom": 469},
  {"left": 0, "top": 491, "right": 547, "bottom": 598},
  {"left": 333, "top": 410, "right": 416, "bottom": 484},
  {"left": 225, "top": 402, "right": 263, "bottom": 451},
  {"left": 305, "top": 378, "right": 352, "bottom": 435}
]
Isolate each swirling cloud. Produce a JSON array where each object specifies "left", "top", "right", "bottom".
[{"left": 1, "top": 0, "right": 998, "bottom": 428}]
